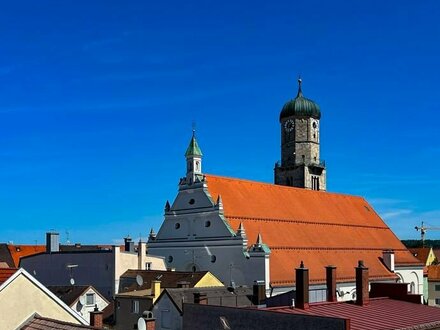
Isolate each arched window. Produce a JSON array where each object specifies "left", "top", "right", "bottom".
[
  {"left": 195, "top": 161, "right": 199, "bottom": 171},
  {"left": 410, "top": 282, "right": 416, "bottom": 294}
]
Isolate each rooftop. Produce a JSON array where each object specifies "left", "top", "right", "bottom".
[
  {"left": 205, "top": 174, "right": 421, "bottom": 286},
  {"left": 20, "top": 315, "right": 100, "bottom": 330},
  {"left": 0, "top": 267, "right": 18, "bottom": 285},
  {"left": 265, "top": 298, "right": 440, "bottom": 330}
]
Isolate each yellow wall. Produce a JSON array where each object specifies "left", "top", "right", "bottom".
[
  {"left": 194, "top": 272, "right": 224, "bottom": 288},
  {"left": 0, "top": 273, "right": 83, "bottom": 329},
  {"left": 427, "top": 248, "right": 436, "bottom": 266}
]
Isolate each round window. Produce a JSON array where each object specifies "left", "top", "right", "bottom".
[
  {"left": 175, "top": 223, "right": 180, "bottom": 229},
  {"left": 205, "top": 220, "right": 211, "bottom": 227},
  {"left": 211, "top": 255, "right": 216, "bottom": 263},
  {"left": 168, "top": 256, "right": 173, "bottom": 263},
  {"left": 189, "top": 199, "right": 195, "bottom": 205}
]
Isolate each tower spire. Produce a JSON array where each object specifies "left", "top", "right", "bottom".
[
  {"left": 184, "top": 129, "right": 203, "bottom": 185},
  {"left": 296, "top": 76, "right": 303, "bottom": 98}
]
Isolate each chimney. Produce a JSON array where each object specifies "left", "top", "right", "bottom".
[
  {"left": 326, "top": 265, "right": 337, "bottom": 302},
  {"left": 138, "top": 240, "right": 147, "bottom": 269},
  {"left": 46, "top": 232, "right": 60, "bottom": 253},
  {"left": 295, "top": 261, "right": 309, "bottom": 309},
  {"left": 151, "top": 280, "right": 161, "bottom": 298},
  {"left": 89, "top": 305, "right": 103, "bottom": 328},
  {"left": 355, "top": 260, "right": 369, "bottom": 306},
  {"left": 252, "top": 280, "right": 266, "bottom": 306},
  {"left": 141, "top": 311, "right": 156, "bottom": 330},
  {"left": 193, "top": 292, "right": 208, "bottom": 304},
  {"left": 124, "top": 236, "right": 134, "bottom": 253},
  {"left": 383, "top": 250, "right": 395, "bottom": 272},
  {"left": 177, "top": 281, "right": 190, "bottom": 288}
]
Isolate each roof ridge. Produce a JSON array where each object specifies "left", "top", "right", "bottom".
[
  {"left": 227, "top": 216, "right": 390, "bottom": 230},
  {"left": 205, "top": 174, "right": 364, "bottom": 199},
  {"left": 270, "top": 247, "right": 408, "bottom": 251}
]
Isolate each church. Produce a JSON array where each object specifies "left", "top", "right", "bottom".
[{"left": 147, "top": 79, "right": 423, "bottom": 301}]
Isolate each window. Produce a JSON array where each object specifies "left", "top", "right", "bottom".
[
  {"left": 435, "top": 284, "right": 440, "bottom": 291},
  {"left": 175, "top": 223, "right": 180, "bottom": 229},
  {"left": 436, "top": 298, "right": 440, "bottom": 305},
  {"left": 161, "top": 310, "right": 171, "bottom": 329},
  {"left": 145, "top": 262, "right": 152, "bottom": 270},
  {"left": 205, "top": 220, "right": 211, "bottom": 227},
  {"left": 86, "top": 293, "right": 95, "bottom": 305},
  {"left": 189, "top": 198, "right": 195, "bottom": 205},
  {"left": 410, "top": 282, "right": 415, "bottom": 294},
  {"left": 168, "top": 256, "right": 173, "bottom": 263},
  {"left": 132, "top": 300, "right": 139, "bottom": 313},
  {"left": 211, "top": 255, "right": 216, "bottom": 263}
]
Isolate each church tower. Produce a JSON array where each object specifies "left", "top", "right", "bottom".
[{"left": 274, "top": 78, "right": 326, "bottom": 191}]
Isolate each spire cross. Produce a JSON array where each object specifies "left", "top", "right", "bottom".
[{"left": 297, "top": 75, "right": 303, "bottom": 97}]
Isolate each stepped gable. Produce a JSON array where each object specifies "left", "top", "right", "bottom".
[{"left": 205, "top": 174, "right": 420, "bottom": 286}]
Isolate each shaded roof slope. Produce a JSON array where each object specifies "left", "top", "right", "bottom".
[
  {"left": 163, "top": 286, "right": 252, "bottom": 313},
  {"left": 47, "top": 286, "right": 92, "bottom": 306},
  {"left": 119, "top": 270, "right": 211, "bottom": 293},
  {"left": 205, "top": 174, "right": 420, "bottom": 286},
  {"left": 0, "top": 244, "right": 15, "bottom": 267}
]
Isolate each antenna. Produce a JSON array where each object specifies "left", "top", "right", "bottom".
[{"left": 65, "top": 230, "right": 70, "bottom": 245}]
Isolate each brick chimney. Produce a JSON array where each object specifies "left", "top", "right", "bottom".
[
  {"left": 326, "top": 265, "right": 337, "bottom": 302},
  {"left": 295, "top": 261, "right": 309, "bottom": 310},
  {"left": 252, "top": 280, "right": 266, "bottom": 306},
  {"left": 193, "top": 292, "right": 208, "bottom": 304},
  {"left": 89, "top": 305, "right": 103, "bottom": 328},
  {"left": 140, "top": 311, "right": 156, "bottom": 330},
  {"left": 355, "top": 260, "right": 369, "bottom": 306}
]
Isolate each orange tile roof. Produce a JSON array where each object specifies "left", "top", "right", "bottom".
[
  {"left": 409, "top": 247, "right": 431, "bottom": 265},
  {"left": 428, "top": 265, "right": 440, "bottom": 281},
  {"left": 0, "top": 268, "right": 18, "bottom": 285},
  {"left": 205, "top": 174, "right": 420, "bottom": 286},
  {"left": 7, "top": 245, "right": 45, "bottom": 267}
]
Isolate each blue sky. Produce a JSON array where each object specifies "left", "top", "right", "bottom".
[{"left": 1, "top": 0, "right": 439, "bottom": 244}]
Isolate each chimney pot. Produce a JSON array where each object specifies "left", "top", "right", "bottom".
[
  {"left": 355, "top": 260, "right": 369, "bottom": 306},
  {"left": 89, "top": 304, "right": 103, "bottom": 328},
  {"left": 325, "top": 265, "right": 337, "bottom": 302},
  {"left": 295, "top": 262, "right": 309, "bottom": 309}
]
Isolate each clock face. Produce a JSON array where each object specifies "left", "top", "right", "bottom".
[{"left": 284, "top": 119, "right": 295, "bottom": 132}]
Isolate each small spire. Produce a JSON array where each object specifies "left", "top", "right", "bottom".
[
  {"left": 165, "top": 200, "right": 171, "bottom": 212},
  {"left": 149, "top": 228, "right": 156, "bottom": 240},
  {"left": 256, "top": 232, "right": 263, "bottom": 246},
  {"left": 185, "top": 130, "right": 203, "bottom": 157},
  {"left": 216, "top": 195, "right": 223, "bottom": 206},
  {"left": 300, "top": 260, "right": 305, "bottom": 268},
  {"left": 296, "top": 76, "right": 303, "bottom": 98},
  {"left": 236, "top": 222, "right": 246, "bottom": 237}
]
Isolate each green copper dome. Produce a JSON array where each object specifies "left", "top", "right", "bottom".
[{"left": 280, "top": 79, "right": 321, "bottom": 121}]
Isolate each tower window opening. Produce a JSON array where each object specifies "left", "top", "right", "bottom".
[
  {"left": 302, "top": 155, "right": 305, "bottom": 163},
  {"left": 195, "top": 161, "right": 199, "bottom": 171}
]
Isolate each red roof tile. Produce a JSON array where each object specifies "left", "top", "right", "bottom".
[
  {"left": 205, "top": 174, "right": 420, "bottom": 286},
  {"left": 428, "top": 265, "right": 440, "bottom": 281},
  {"left": 0, "top": 267, "right": 18, "bottom": 285},
  {"left": 409, "top": 247, "right": 432, "bottom": 265},
  {"left": 8, "top": 245, "right": 45, "bottom": 267},
  {"left": 266, "top": 298, "right": 440, "bottom": 330}
]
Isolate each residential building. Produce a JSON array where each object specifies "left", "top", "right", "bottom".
[
  {"left": 19, "top": 315, "right": 103, "bottom": 330},
  {"left": 147, "top": 80, "right": 423, "bottom": 301},
  {"left": 154, "top": 286, "right": 253, "bottom": 330},
  {"left": 20, "top": 233, "right": 166, "bottom": 299},
  {"left": 427, "top": 265, "right": 440, "bottom": 307},
  {"left": 113, "top": 269, "right": 223, "bottom": 330},
  {"left": 48, "top": 285, "right": 109, "bottom": 322},
  {"left": 0, "top": 268, "right": 89, "bottom": 329}
]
